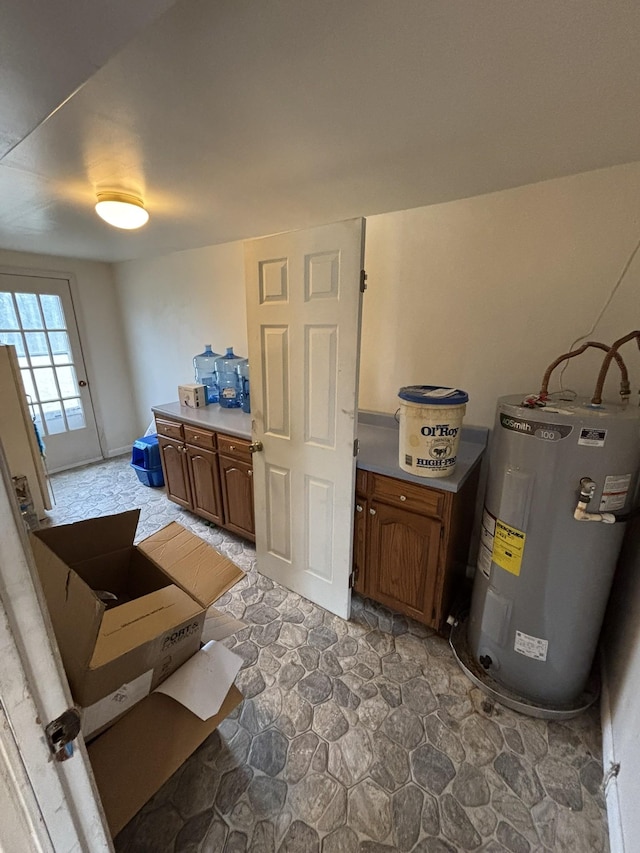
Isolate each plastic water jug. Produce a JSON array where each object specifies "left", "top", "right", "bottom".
[
  {"left": 193, "top": 345, "right": 220, "bottom": 404},
  {"left": 237, "top": 361, "right": 250, "bottom": 413},
  {"left": 214, "top": 347, "right": 246, "bottom": 408}
]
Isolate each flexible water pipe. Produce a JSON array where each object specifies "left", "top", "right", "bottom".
[
  {"left": 591, "top": 331, "right": 640, "bottom": 405},
  {"left": 539, "top": 341, "right": 629, "bottom": 400}
]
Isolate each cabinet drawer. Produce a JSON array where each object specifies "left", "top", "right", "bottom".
[
  {"left": 371, "top": 473, "right": 444, "bottom": 517},
  {"left": 217, "top": 433, "right": 252, "bottom": 463},
  {"left": 184, "top": 425, "right": 216, "bottom": 450},
  {"left": 155, "top": 417, "right": 184, "bottom": 441}
]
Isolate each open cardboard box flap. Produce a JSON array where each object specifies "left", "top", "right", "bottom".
[
  {"left": 29, "top": 535, "right": 102, "bottom": 677},
  {"left": 138, "top": 522, "right": 243, "bottom": 608},
  {"left": 34, "top": 509, "right": 141, "bottom": 567},
  {"left": 88, "top": 642, "right": 243, "bottom": 837}
]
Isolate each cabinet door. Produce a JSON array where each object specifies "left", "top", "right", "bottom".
[
  {"left": 218, "top": 455, "right": 255, "bottom": 541},
  {"left": 368, "top": 501, "right": 441, "bottom": 625},
  {"left": 158, "top": 436, "right": 192, "bottom": 509},
  {"left": 186, "top": 445, "right": 223, "bottom": 525},
  {"left": 352, "top": 498, "right": 368, "bottom": 595}
]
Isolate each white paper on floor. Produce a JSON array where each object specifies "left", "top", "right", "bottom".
[{"left": 153, "top": 640, "right": 242, "bottom": 720}]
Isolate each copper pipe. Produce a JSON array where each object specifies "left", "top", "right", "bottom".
[
  {"left": 591, "top": 331, "right": 640, "bottom": 405},
  {"left": 540, "top": 341, "right": 630, "bottom": 399}
]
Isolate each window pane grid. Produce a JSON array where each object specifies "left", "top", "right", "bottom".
[
  {"left": 16, "top": 293, "right": 44, "bottom": 330},
  {"left": 1, "top": 290, "right": 82, "bottom": 437}
]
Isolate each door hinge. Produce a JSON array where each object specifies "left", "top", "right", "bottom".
[
  {"left": 45, "top": 707, "right": 81, "bottom": 762},
  {"left": 349, "top": 565, "right": 359, "bottom": 588},
  {"left": 360, "top": 270, "right": 368, "bottom": 292},
  {"left": 353, "top": 438, "right": 360, "bottom": 457}
]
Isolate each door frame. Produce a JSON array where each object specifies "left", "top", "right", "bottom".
[
  {"left": 0, "top": 438, "right": 112, "bottom": 850},
  {"left": 0, "top": 264, "right": 104, "bottom": 470}
]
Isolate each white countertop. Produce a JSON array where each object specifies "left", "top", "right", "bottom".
[
  {"left": 152, "top": 404, "right": 488, "bottom": 494},
  {"left": 357, "top": 411, "right": 487, "bottom": 493},
  {"left": 152, "top": 401, "right": 252, "bottom": 439}
]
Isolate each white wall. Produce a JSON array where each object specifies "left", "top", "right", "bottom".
[
  {"left": 115, "top": 161, "right": 640, "bottom": 437},
  {"left": 0, "top": 250, "right": 137, "bottom": 456},
  {"left": 114, "top": 242, "right": 248, "bottom": 433},
  {"left": 361, "top": 161, "right": 640, "bottom": 426}
]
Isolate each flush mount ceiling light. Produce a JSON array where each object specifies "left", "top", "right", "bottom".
[{"left": 95, "top": 192, "right": 149, "bottom": 230}]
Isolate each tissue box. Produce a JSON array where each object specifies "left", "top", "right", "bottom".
[{"left": 178, "top": 383, "right": 207, "bottom": 408}]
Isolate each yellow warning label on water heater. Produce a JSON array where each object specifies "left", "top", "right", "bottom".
[{"left": 492, "top": 520, "right": 526, "bottom": 576}]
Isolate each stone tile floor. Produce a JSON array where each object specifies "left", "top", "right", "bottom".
[{"left": 46, "top": 457, "right": 609, "bottom": 852}]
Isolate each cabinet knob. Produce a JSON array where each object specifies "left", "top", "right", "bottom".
[
  {"left": 248, "top": 469, "right": 253, "bottom": 477},
  {"left": 249, "top": 441, "right": 263, "bottom": 454},
  {"left": 356, "top": 504, "right": 363, "bottom": 512},
  {"left": 193, "top": 434, "right": 200, "bottom": 440},
  {"left": 369, "top": 508, "right": 376, "bottom": 516},
  {"left": 400, "top": 495, "right": 406, "bottom": 501}
]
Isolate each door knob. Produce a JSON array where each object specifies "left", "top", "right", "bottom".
[{"left": 249, "top": 441, "right": 263, "bottom": 453}]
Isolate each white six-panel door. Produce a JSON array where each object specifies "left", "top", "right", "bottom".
[{"left": 244, "top": 219, "right": 365, "bottom": 619}]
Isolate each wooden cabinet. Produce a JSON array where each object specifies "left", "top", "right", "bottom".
[
  {"left": 186, "top": 445, "right": 223, "bottom": 525},
  {"left": 368, "top": 501, "right": 441, "bottom": 624},
  {"left": 219, "top": 457, "right": 255, "bottom": 540},
  {"left": 354, "top": 465, "right": 480, "bottom": 632},
  {"left": 158, "top": 435, "right": 191, "bottom": 509},
  {"left": 155, "top": 417, "right": 253, "bottom": 541}
]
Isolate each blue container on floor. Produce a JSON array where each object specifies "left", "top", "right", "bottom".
[
  {"left": 131, "top": 434, "right": 161, "bottom": 469},
  {"left": 131, "top": 462, "right": 164, "bottom": 487},
  {"left": 130, "top": 434, "right": 164, "bottom": 487}
]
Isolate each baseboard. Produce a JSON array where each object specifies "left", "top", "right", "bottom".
[
  {"left": 46, "top": 455, "right": 104, "bottom": 474},
  {"left": 47, "top": 448, "right": 129, "bottom": 475},
  {"left": 600, "top": 650, "right": 624, "bottom": 853},
  {"left": 105, "top": 446, "right": 131, "bottom": 459}
]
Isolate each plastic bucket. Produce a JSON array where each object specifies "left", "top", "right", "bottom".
[{"left": 398, "top": 386, "right": 469, "bottom": 477}]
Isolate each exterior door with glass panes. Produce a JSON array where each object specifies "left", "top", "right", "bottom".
[{"left": 0, "top": 273, "right": 102, "bottom": 471}]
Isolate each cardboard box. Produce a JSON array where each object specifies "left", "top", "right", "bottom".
[
  {"left": 178, "top": 383, "right": 207, "bottom": 408},
  {"left": 88, "top": 642, "right": 244, "bottom": 836},
  {"left": 30, "top": 511, "right": 243, "bottom": 709},
  {"left": 81, "top": 605, "right": 247, "bottom": 739}
]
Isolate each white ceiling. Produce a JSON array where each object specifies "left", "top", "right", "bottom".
[{"left": 2, "top": 0, "right": 640, "bottom": 263}]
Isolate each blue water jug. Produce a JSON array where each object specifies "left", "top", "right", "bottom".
[
  {"left": 214, "top": 347, "right": 246, "bottom": 408},
  {"left": 237, "top": 361, "right": 250, "bottom": 413},
  {"left": 193, "top": 345, "right": 220, "bottom": 404}
]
